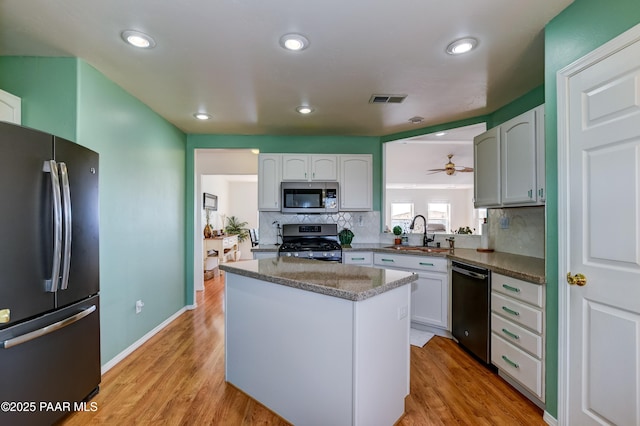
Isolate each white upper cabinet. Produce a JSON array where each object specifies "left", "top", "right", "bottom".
[
  {"left": 0, "top": 89, "right": 21, "bottom": 124},
  {"left": 282, "top": 155, "right": 337, "bottom": 181},
  {"left": 474, "top": 127, "right": 501, "bottom": 207},
  {"left": 501, "top": 109, "right": 537, "bottom": 205},
  {"left": 339, "top": 154, "right": 372, "bottom": 211},
  {"left": 258, "top": 154, "right": 281, "bottom": 211},
  {"left": 474, "top": 104, "right": 545, "bottom": 208}
]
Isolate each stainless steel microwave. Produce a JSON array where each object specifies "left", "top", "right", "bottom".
[{"left": 281, "top": 182, "right": 339, "bottom": 214}]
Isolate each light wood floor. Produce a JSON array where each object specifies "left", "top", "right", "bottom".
[{"left": 59, "top": 272, "right": 545, "bottom": 425}]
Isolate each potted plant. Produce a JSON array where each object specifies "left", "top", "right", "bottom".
[
  {"left": 338, "top": 228, "right": 354, "bottom": 247},
  {"left": 392, "top": 225, "right": 403, "bottom": 245},
  {"left": 224, "top": 216, "right": 249, "bottom": 243}
]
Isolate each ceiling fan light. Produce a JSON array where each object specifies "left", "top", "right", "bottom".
[{"left": 296, "top": 105, "right": 314, "bottom": 114}]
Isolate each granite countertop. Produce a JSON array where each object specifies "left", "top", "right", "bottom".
[
  {"left": 250, "top": 244, "right": 545, "bottom": 284},
  {"left": 219, "top": 257, "right": 417, "bottom": 301},
  {"left": 447, "top": 248, "right": 545, "bottom": 284}
]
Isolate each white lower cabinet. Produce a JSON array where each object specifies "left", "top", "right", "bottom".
[
  {"left": 490, "top": 272, "right": 545, "bottom": 404},
  {"left": 252, "top": 251, "right": 278, "bottom": 260},
  {"left": 373, "top": 253, "right": 448, "bottom": 330},
  {"left": 343, "top": 251, "right": 373, "bottom": 265}
]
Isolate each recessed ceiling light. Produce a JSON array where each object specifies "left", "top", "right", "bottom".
[
  {"left": 296, "top": 106, "right": 314, "bottom": 114},
  {"left": 280, "top": 33, "right": 310, "bottom": 51},
  {"left": 121, "top": 30, "right": 156, "bottom": 49},
  {"left": 251, "top": 149, "right": 260, "bottom": 154},
  {"left": 435, "top": 132, "right": 447, "bottom": 136},
  {"left": 446, "top": 37, "right": 478, "bottom": 55},
  {"left": 193, "top": 112, "right": 212, "bottom": 120}
]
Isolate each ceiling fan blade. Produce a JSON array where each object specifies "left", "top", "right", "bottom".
[
  {"left": 458, "top": 167, "right": 474, "bottom": 172},
  {"left": 427, "top": 168, "right": 446, "bottom": 172}
]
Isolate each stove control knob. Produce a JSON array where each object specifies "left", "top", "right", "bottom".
[
  {"left": 294, "top": 253, "right": 299, "bottom": 257},
  {"left": 323, "top": 252, "right": 329, "bottom": 257},
  {"left": 308, "top": 252, "right": 313, "bottom": 258},
  {"left": 286, "top": 253, "right": 291, "bottom": 257}
]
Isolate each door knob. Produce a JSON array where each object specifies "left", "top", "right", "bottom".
[
  {"left": 567, "top": 272, "right": 587, "bottom": 286},
  {"left": 0, "top": 309, "right": 10, "bottom": 323}
]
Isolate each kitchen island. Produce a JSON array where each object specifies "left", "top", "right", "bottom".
[{"left": 219, "top": 257, "right": 417, "bottom": 426}]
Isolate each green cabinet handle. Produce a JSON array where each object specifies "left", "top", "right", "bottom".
[
  {"left": 501, "top": 355, "right": 519, "bottom": 369},
  {"left": 419, "top": 262, "right": 434, "bottom": 267},
  {"left": 502, "top": 284, "right": 521, "bottom": 293},
  {"left": 351, "top": 257, "right": 365, "bottom": 261},
  {"left": 501, "top": 328, "right": 520, "bottom": 340},
  {"left": 380, "top": 258, "right": 395, "bottom": 262},
  {"left": 502, "top": 306, "right": 520, "bottom": 316}
]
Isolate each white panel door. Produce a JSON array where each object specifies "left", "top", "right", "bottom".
[
  {"left": 558, "top": 24, "right": 640, "bottom": 426},
  {"left": 0, "top": 89, "right": 21, "bottom": 124}
]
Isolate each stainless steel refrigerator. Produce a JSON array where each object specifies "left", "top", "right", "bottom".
[{"left": 0, "top": 122, "right": 100, "bottom": 425}]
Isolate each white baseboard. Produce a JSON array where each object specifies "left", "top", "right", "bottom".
[
  {"left": 101, "top": 306, "right": 188, "bottom": 374},
  {"left": 543, "top": 411, "right": 557, "bottom": 425}
]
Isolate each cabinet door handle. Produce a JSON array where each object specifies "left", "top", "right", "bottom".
[
  {"left": 380, "top": 258, "right": 395, "bottom": 262},
  {"left": 528, "top": 189, "right": 533, "bottom": 198},
  {"left": 501, "top": 328, "right": 520, "bottom": 340},
  {"left": 419, "top": 262, "right": 434, "bottom": 267},
  {"left": 351, "top": 257, "right": 365, "bottom": 261},
  {"left": 502, "top": 284, "right": 521, "bottom": 293},
  {"left": 501, "top": 355, "right": 519, "bottom": 369},
  {"left": 502, "top": 306, "right": 520, "bottom": 316}
]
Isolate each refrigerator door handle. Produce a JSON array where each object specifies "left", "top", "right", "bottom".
[
  {"left": 59, "top": 162, "right": 72, "bottom": 290},
  {"left": 43, "top": 160, "right": 62, "bottom": 292},
  {"left": 0, "top": 305, "right": 96, "bottom": 349}
]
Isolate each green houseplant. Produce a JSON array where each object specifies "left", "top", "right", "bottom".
[
  {"left": 338, "top": 228, "right": 354, "bottom": 247},
  {"left": 392, "top": 225, "right": 403, "bottom": 245},
  {"left": 224, "top": 216, "right": 249, "bottom": 243}
]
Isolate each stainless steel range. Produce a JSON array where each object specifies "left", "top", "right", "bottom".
[{"left": 278, "top": 223, "right": 342, "bottom": 262}]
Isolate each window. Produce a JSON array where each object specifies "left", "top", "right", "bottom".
[
  {"left": 427, "top": 202, "right": 450, "bottom": 233},
  {"left": 390, "top": 202, "right": 414, "bottom": 233}
]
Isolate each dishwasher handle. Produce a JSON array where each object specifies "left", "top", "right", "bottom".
[{"left": 452, "top": 265, "right": 488, "bottom": 280}]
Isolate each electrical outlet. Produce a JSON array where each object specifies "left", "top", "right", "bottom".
[
  {"left": 500, "top": 217, "right": 510, "bottom": 229},
  {"left": 397, "top": 305, "right": 408, "bottom": 320},
  {"left": 135, "top": 300, "right": 144, "bottom": 314}
]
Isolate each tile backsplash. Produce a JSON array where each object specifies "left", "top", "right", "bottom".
[
  {"left": 487, "top": 206, "right": 545, "bottom": 259},
  {"left": 258, "top": 206, "right": 545, "bottom": 260},
  {"left": 259, "top": 211, "right": 382, "bottom": 244}
]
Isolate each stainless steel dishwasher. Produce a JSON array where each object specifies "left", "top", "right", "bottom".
[{"left": 451, "top": 261, "right": 491, "bottom": 364}]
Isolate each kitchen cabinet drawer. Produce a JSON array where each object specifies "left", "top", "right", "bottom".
[
  {"left": 491, "top": 293, "right": 543, "bottom": 333},
  {"left": 374, "top": 253, "right": 447, "bottom": 273},
  {"left": 491, "top": 313, "right": 542, "bottom": 358},
  {"left": 343, "top": 252, "right": 373, "bottom": 265},
  {"left": 491, "top": 334, "right": 543, "bottom": 400},
  {"left": 492, "top": 273, "right": 544, "bottom": 308}
]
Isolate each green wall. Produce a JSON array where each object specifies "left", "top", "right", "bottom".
[
  {"left": 0, "top": 57, "right": 187, "bottom": 367},
  {"left": 544, "top": 0, "right": 640, "bottom": 418},
  {"left": 0, "top": 57, "right": 77, "bottom": 140},
  {"left": 77, "top": 62, "right": 187, "bottom": 364},
  {"left": 185, "top": 134, "right": 382, "bottom": 305}
]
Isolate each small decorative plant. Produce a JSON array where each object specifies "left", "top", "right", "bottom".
[
  {"left": 392, "top": 225, "right": 403, "bottom": 245},
  {"left": 338, "top": 228, "right": 354, "bottom": 247},
  {"left": 225, "top": 216, "right": 249, "bottom": 242},
  {"left": 453, "top": 226, "right": 474, "bottom": 235}
]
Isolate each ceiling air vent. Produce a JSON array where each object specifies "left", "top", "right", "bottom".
[{"left": 369, "top": 94, "right": 407, "bottom": 104}]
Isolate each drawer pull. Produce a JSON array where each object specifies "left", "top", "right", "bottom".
[
  {"left": 419, "top": 262, "right": 434, "bottom": 267},
  {"left": 380, "top": 258, "right": 395, "bottom": 262},
  {"left": 351, "top": 257, "right": 365, "bottom": 261},
  {"left": 501, "top": 355, "right": 519, "bottom": 369},
  {"left": 502, "top": 284, "right": 521, "bottom": 293},
  {"left": 502, "top": 306, "right": 520, "bottom": 316},
  {"left": 501, "top": 328, "right": 520, "bottom": 340}
]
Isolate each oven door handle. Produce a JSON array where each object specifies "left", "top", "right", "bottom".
[{"left": 452, "top": 266, "right": 487, "bottom": 280}]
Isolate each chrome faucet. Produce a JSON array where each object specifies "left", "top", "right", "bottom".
[{"left": 409, "top": 215, "right": 434, "bottom": 247}]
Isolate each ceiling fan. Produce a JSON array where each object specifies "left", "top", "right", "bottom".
[{"left": 427, "top": 154, "right": 474, "bottom": 175}]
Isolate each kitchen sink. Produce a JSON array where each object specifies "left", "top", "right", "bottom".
[{"left": 384, "top": 245, "right": 450, "bottom": 253}]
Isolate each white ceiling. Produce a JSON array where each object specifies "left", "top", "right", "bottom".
[{"left": 0, "top": 0, "right": 573, "bottom": 136}]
